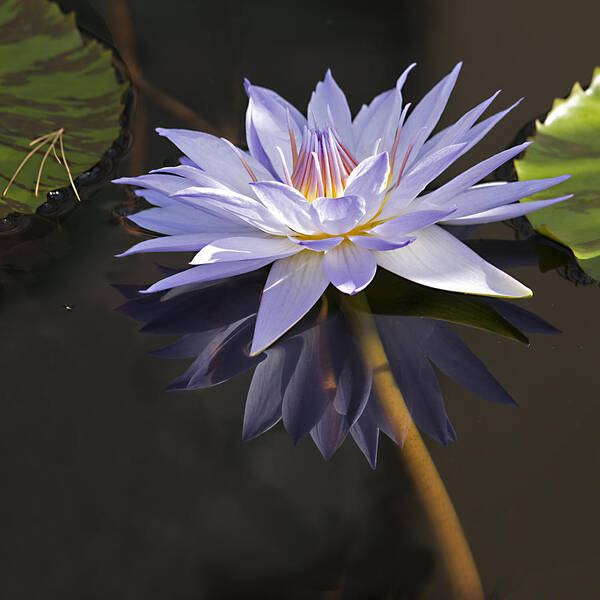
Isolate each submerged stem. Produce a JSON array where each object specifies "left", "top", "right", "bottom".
[{"left": 345, "top": 293, "right": 485, "bottom": 600}]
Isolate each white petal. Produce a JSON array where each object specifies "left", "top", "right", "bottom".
[
  {"left": 289, "top": 236, "right": 344, "bottom": 251},
  {"left": 416, "top": 91, "right": 500, "bottom": 161},
  {"left": 380, "top": 143, "right": 467, "bottom": 218},
  {"left": 442, "top": 175, "right": 570, "bottom": 218},
  {"left": 150, "top": 165, "right": 229, "bottom": 188},
  {"left": 450, "top": 98, "right": 523, "bottom": 157},
  {"left": 190, "top": 235, "right": 300, "bottom": 264},
  {"left": 155, "top": 128, "right": 272, "bottom": 194},
  {"left": 128, "top": 205, "right": 254, "bottom": 236},
  {"left": 322, "top": 242, "right": 377, "bottom": 295},
  {"left": 132, "top": 189, "right": 172, "bottom": 208},
  {"left": 173, "top": 186, "right": 292, "bottom": 235},
  {"left": 373, "top": 225, "right": 532, "bottom": 297},
  {"left": 353, "top": 64, "right": 416, "bottom": 160},
  {"left": 118, "top": 233, "right": 225, "bottom": 257},
  {"left": 394, "top": 63, "right": 462, "bottom": 173},
  {"left": 245, "top": 81, "right": 307, "bottom": 180},
  {"left": 309, "top": 195, "right": 366, "bottom": 235},
  {"left": 250, "top": 252, "right": 329, "bottom": 355},
  {"left": 348, "top": 235, "right": 415, "bottom": 251},
  {"left": 442, "top": 195, "right": 571, "bottom": 225},
  {"left": 113, "top": 174, "right": 193, "bottom": 197},
  {"left": 143, "top": 258, "right": 274, "bottom": 294},
  {"left": 250, "top": 181, "right": 316, "bottom": 234},
  {"left": 370, "top": 208, "right": 456, "bottom": 238},
  {"left": 343, "top": 153, "right": 390, "bottom": 222},
  {"left": 419, "top": 142, "right": 532, "bottom": 208},
  {"left": 307, "top": 69, "right": 355, "bottom": 151}
]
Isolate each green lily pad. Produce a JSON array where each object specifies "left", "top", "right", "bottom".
[
  {"left": 359, "top": 269, "right": 530, "bottom": 345},
  {"left": 0, "top": 0, "right": 127, "bottom": 217},
  {"left": 515, "top": 67, "right": 600, "bottom": 279}
]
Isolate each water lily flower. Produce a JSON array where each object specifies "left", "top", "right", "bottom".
[{"left": 115, "top": 63, "right": 571, "bottom": 355}]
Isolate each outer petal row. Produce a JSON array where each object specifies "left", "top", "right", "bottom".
[{"left": 374, "top": 225, "right": 532, "bottom": 298}]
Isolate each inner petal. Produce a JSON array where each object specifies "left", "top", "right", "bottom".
[{"left": 290, "top": 128, "right": 357, "bottom": 201}]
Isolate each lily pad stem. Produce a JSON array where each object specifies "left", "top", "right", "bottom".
[{"left": 344, "top": 292, "right": 485, "bottom": 600}]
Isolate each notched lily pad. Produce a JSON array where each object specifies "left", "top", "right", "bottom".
[
  {"left": 0, "top": 0, "right": 127, "bottom": 217},
  {"left": 515, "top": 67, "right": 600, "bottom": 279}
]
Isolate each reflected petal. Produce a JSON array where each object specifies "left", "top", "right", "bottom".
[
  {"left": 423, "top": 322, "right": 515, "bottom": 405},
  {"left": 282, "top": 330, "right": 330, "bottom": 444},
  {"left": 243, "top": 344, "right": 299, "bottom": 441},
  {"left": 310, "top": 403, "right": 348, "bottom": 460}
]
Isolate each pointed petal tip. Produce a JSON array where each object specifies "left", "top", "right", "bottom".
[
  {"left": 112, "top": 177, "right": 134, "bottom": 185},
  {"left": 247, "top": 343, "right": 271, "bottom": 358},
  {"left": 243, "top": 77, "right": 252, "bottom": 93},
  {"left": 397, "top": 62, "right": 417, "bottom": 82},
  {"left": 170, "top": 186, "right": 197, "bottom": 197},
  {"left": 241, "top": 428, "right": 256, "bottom": 443},
  {"left": 496, "top": 282, "right": 532, "bottom": 299},
  {"left": 290, "top": 433, "right": 305, "bottom": 446},
  {"left": 510, "top": 97, "right": 525, "bottom": 110},
  {"left": 164, "top": 376, "right": 189, "bottom": 391}
]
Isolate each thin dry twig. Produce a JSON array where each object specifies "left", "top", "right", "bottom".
[
  {"left": 35, "top": 130, "right": 60, "bottom": 196},
  {"left": 3, "top": 139, "right": 50, "bottom": 197},
  {"left": 58, "top": 129, "right": 81, "bottom": 202},
  {"left": 3, "top": 128, "right": 81, "bottom": 203}
]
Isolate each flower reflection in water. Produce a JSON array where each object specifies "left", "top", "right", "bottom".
[{"left": 116, "top": 251, "right": 558, "bottom": 468}]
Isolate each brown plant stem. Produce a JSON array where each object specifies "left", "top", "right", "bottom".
[
  {"left": 105, "top": 0, "right": 224, "bottom": 158},
  {"left": 345, "top": 293, "right": 485, "bottom": 600}
]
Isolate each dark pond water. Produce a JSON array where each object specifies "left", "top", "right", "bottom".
[{"left": 2, "top": 0, "right": 599, "bottom": 598}]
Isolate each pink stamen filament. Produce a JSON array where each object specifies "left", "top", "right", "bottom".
[
  {"left": 289, "top": 127, "right": 358, "bottom": 201},
  {"left": 395, "top": 144, "right": 413, "bottom": 188},
  {"left": 237, "top": 154, "right": 258, "bottom": 182}
]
